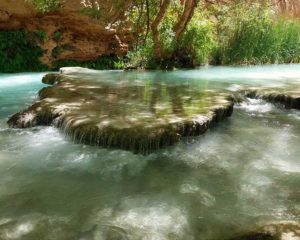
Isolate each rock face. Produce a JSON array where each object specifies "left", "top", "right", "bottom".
[
  {"left": 244, "top": 87, "right": 300, "bottom": 110},
  {"left": 7, "top": 68, "right": 234, "bottom": 154},
  {"left": 0, "top": 0, "right": 132, "bottom": 66}
]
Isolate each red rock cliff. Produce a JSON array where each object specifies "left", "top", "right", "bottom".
[{"left": 0, "top": 0, "right": 132, "bottom": 66}]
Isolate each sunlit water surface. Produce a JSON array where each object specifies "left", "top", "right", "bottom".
[{"left": 0, "top": 65, "right": 300, "bottom": 240}]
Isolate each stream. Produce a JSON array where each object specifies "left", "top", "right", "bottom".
[{"left": 0, "top": 65, "right": 299, "bottom": 239}]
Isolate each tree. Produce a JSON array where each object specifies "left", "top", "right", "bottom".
[
  {"left": 149, "top": 0, "right": 200, "bottom": 62},
  {"left": 151, "top": 0, "right": 171, "bottom": 60},
  {"left": 173, "top": 0, "right": 200, "bottom": 40}
]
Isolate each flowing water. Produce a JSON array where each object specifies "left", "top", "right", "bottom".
[{"left": 0, "top": 65, "right": 299, "bottom": 240}]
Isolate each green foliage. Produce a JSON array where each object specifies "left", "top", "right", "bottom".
[
  {"left": 29, "top": 0, "right": 62, "bottom": 13},
  {"left": 178, "top": 13, "right": 217, "bottom": 67},
  {"left": 34, "top": 29, "right": 48, "bottom": 43},
  {"left": 52, "top": 55, "right": 124, "bottom": 70},
  {"left": 126, "top": 1, "right": 180, "bottom": 69},
  {"left": 4, "top": 1, "right": 300, "bottom": 72},
  {"left": 126, "top": 39, "right": 157, "bottom": 69},
  {"left": 51, "top": 46, "right": 63, "bottom": 58},
  {"left": 127, "top": 8, "right": 217, "bottom": 68},
  {"left": 159, "top": 10, "right": 177, "bottom": 55},
  {"left": 127, "top": 1, "right": 300, "bottom": 68},
  {"left": 0, "top": 30, "right": 48, "bottom": 73},
  {"left": 215, "top": 3, "right": 300, "bottom": 64},
  {"left": 52, "top": 31, "right": 62, "bottom": 42}
]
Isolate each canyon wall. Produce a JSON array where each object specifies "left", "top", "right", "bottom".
[{"left": 0, "top": 0, "right": 132, "bottom": 67}]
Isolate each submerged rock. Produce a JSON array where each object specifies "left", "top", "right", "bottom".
[
  {"left": 7, "top": 69, "right": 234, "bottom": 154},
  {"left": 244, "top": 87, "right": 300, "bottom": 110}
]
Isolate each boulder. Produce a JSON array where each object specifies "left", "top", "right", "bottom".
[{"left": 42, "top": 73, "right": 62, "bottom": 85}]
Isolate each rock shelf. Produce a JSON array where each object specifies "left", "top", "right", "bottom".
[
  {"left": 244, "top": 86, "right": 300, "bottom": 110},
  {"left": 7, "top": 70, "right": 234, "bottom": 154}
]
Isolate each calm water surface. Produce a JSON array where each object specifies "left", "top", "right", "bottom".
[{"left": 0, "top": 65, "right": 299, "bottom": 239}]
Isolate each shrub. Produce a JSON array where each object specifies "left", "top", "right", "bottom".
[
  {"left": 177, "top": 13, "right": 217, "bottom": 67},
  {"left": 126, "top": 38, "right": 157, "bottom": 69},
  {"left": 126, "top": 10, "right": 217, "bottom": 68}
]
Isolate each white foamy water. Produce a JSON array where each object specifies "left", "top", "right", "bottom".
[
  {"left": 0, "top": 73, "right": 45, "bottom": 88},
  {"left": 236, "top": 98, "right": 276, "bottom": 113}
]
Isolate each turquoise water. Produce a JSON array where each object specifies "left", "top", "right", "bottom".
[{"left": 0, "top": 65, "right": 300, "bottom": 239}]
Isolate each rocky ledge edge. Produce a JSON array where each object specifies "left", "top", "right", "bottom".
[
  {"left": 244, "top": 87, "right": 300, "bottom": 110},
  {"left": 7, "top": 69, "right": 300, "bottom": 154}
]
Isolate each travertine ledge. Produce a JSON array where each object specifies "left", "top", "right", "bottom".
[
  {"left": 7, "top": 71, "right": 234, "bottom": 154},
  {"left": 244, "top": 86, "right": 300, "bottom": 110}
]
